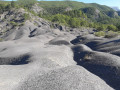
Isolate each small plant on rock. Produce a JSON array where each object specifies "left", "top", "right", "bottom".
[{"left": 83, "top": 53, "right": 92, "bottom": 61}]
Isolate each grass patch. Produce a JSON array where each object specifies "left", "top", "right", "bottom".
[
  {"left": 105, "top": 31, "right": 120, "bottom": 38},
  {"left": 94, "top": 31, "right": 120, "bottom": 38},
  {"left": 94, "top": 31, "right": 105, "bottom": 37},
  {"left": 83, "top": 53, "right": 92, "bottom": 61},
  {"left": 10, "top": 21, "right": 19, "bottom": 26},
  {"left": 0, "top": 38, "right": 2, "bottom": 42},
  {"left": 23, "top": 13, "right": 31, "bottom": 20}
]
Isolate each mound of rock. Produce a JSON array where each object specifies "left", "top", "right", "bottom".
[
  {"left": 1, "top": 6, "right": 120, "bottom": 90},
  {"left": 71, "top": 43, "right": 120, "bottom": 89},
  {"left": 15, "top": 66, "right": 113, "bottom": 90}
]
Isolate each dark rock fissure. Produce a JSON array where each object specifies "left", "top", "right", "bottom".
[
  {"left": 0, "top": 54, "right": 30, "bottom": 65},
  {"left": 10, "top": 54, "right": 30, "bottom": 65},
  {"left": 71, "top": 36, "right": 120, "bottom": 90}
]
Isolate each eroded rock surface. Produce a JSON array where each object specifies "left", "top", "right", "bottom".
[{"left": 0, "top": 8, "right": 120, "bottom": 90}]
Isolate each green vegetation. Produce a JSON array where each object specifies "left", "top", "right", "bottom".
[
  {"left": 94, "top": 31, "right": 105, "bottom": 37},
  {"left": 9, "top": 13, "right": 30, "bottom": 27},
  {"left": 10, "top": 21, "right": 19, "bottom": 26},
  {"left": 0, "top": 1, "right": 17, "bottom": 14},
  {"left": 39, "top": 1, "right": 113, "bottom": 11},
  {"left": 0, "top": 38, "right": 2, "bottom": 42},
  {"left": 23, "top": 13, "right": 31, "bottom": 20},
  {"left": 0, "top": 1, "right": 120, "bottom": 38},
  {"left": 107, "top": 25, "right": 117, "bottom": 31},
  {"left": 44, "top": 6, "right": 67, "bottom": 15},
  {"left": 17, "top": 0, "right": 37, "bottom": 9},
  {"left": 37, "top": 1, "right": 120, "bottom": 36},
  {"left": 105, "top": 31, "right": 120, "bottom": 38},
  {"left": 94, "top": 31, "right": 120, "bottom": 38}
]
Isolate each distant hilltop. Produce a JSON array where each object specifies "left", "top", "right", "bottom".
[{"left": 112, "top": 7, "right": 120, "bottom": 11}]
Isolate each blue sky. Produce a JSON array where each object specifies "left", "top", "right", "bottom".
[{"left": 6, "top": 0, "right": 120, "bottom": 8}]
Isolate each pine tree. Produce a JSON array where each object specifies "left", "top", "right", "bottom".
[{"left": 17, "top": 0, "right": 37, "bottom": 8}]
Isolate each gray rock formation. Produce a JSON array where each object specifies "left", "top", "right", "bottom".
[
  {"left": 31, "top": 3, "right": 45, "bottom": 14},
  {"left": 0, "top": 7, "right": 120, "bottom": 90}
]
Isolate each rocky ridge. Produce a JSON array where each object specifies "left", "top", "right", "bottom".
[{"left": 0, "top": 7, "right": 120, "bottom": 90}]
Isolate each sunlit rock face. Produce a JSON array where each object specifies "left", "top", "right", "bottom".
[{"left": 0, "top": 5, "right": 120, "bottom": 90}]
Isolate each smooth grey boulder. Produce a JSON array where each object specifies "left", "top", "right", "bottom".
[{"left": 15, "top": 66, "right": 113, "bottom": 90}]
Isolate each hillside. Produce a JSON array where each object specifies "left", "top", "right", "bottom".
[
  {"left": 37, "top": 1, "right": 120, "bottom": 33},
  {"left": 39, "top": 1, "right": 118, "bottom": 17},
  {"left": 0, "top": 1, "right": 120, "bottom": 90},
  {"left": 39, "top": 1, "right": 113, "bottom": 11}
]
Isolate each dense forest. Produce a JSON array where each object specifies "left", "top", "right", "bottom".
[{"left": 0, "top": 0, "right": 120, "bottom": 37}]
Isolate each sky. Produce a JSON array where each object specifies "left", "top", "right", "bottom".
[{"left": 6, "top": 0, "right": 120, "bottom": 9}]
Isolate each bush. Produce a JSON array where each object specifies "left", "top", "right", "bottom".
[
  {"left": 10, "top": 21, "right": 19, "bottom": 26},
  {"left": 97, "top": 25, "right": 106, "bottom": 31},
  {"left": 23, "top": 13, "right": 31, "bottom": 20},
  {"left": 83, "top": 53, "right": 92, "bottom": 61},
  {"left": 107, "top": 25, "right": 117, "bottom": 31},
  {"left": 105, "top": 31, "right": 119, "bottom": 38},
  {"left": 11, "top": 1, "right": 16, "bottom": 8},
  {"left": 0, "top": 38, "right": 2, "bottom": 42},
  {"left": 17, "top": 0, "right": 37, "bottom": 8},
  {"left": 94, "top": 31, "right": 105, "bottom": 37}
]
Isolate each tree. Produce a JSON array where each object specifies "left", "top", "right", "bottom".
[
  {"left": 17, "top": 0, "right": 37, "bottom": 8},
  {"left": 11, "top": 1, "right": 16, "bottom": 8},
  {"left": 117, "top": 25, "right": 120, "bottom": 30},
  {"left": 0, "top": 0, "right": 5, "bottom": 5},
  {"left": 107, "top": 25, "right": 117, "bottom": 31},
  {"left": 97, "top": 25, "right": 106, "bottom": 31},
  {"left": 69, "top": 18, "right": 80, "bottom": 28}
]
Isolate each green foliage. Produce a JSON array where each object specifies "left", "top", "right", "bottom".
[
  {"left": 118, "top": 11, "right": 120, "bottom": 16},
  {"left": 97, "top": 25, "right": 107, "bottom": 31},
  {"left": 17, "top": 0, "right": 37, "bottom": 8},
  {"left": 0, "top": 1, "right": 17, "bottom": 14},
  {"left": 105, "top": 31, "right": 119, "bottom": 38},
  {"left": 45, "top": 7, "right": 66, "bottom": 15},
  {"left": 38, "top": 1, "right": 113, "bottom": 11},
  {"left": 0, "top": 38, "right": 2, "bottom": 42},
  {"left": 117, "top": 25, "right": 120, "bottom": 30},
  {"left": 63, "top": 10, "right": 87, "bottom": 18},
  {"left": 41, "top": 13, "right": 91, "bottom": 28},
  {"left": 94, "top": 31, "right": 105, "bottom": 37},
  {"left": 107, "top": 25, "right": 117, "bottom": 31},
  {"left": 82, "top": 7, "right": 96, "bottom": 15},
  {"left": 69, "top": 18, "right": 80, "bottom": 28},
  {"left": 0, "top": 4, "right": 6, "bottom": 14},
  {"left": 10, "top": 21, "right": 19, "bottom": 26},
  {"left": 94, "top": 30, "right": 119, "bottom": 38},
  {"left": 38, "top": 1, "right": 120, "bottom": 31},
  {"left": 0, "top": 1, "right": 120, "bottom": 35},
  {"left": 23, "top": 13, "right": 31, "bottom": 21},
  {"left": 29, "top": 10, "right": 38, "bottom": 16},
  {"left": 11, "top": 1, "right": 16, "bottom": 8}
]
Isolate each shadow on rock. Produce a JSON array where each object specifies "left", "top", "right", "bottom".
[
  {"left": 71, "top": 44, "right": 120, "bottom": 90},
  {"left": 49, "top": 39, "right": 70, "bottom": 45},
  {"left": 0, "top": 54, "right": 31, "bottom": 65}
]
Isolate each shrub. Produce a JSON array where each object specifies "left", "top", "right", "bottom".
[
  {"left": 107, "top": 25, "right": 117, "bottom": 31},
  {"left": 23, "top": 13, "right": 31, "bottom": 20},
  {"left": 11, "top": 1, "right": 16, "bottom": 8},
  {"left": 17, "top": 0, "right": 37, "bottom": 9},
  {"left": 0, "top": 38, "right": 2, "bottom": 42},
  {"left": 97, "top": 25, "right": 106, "bottom": 31},
  {"left": 105, "top": 31, "right": 119, "bottom": 38},
  {"left": 83, "top": 53, "right": 92, "bottom": 61},
  {"left": 10, "top": 21, "right": 19, "bottom": 26},
  {"left": 94, "top": 31, "right": 105, "bottom": 37}
]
